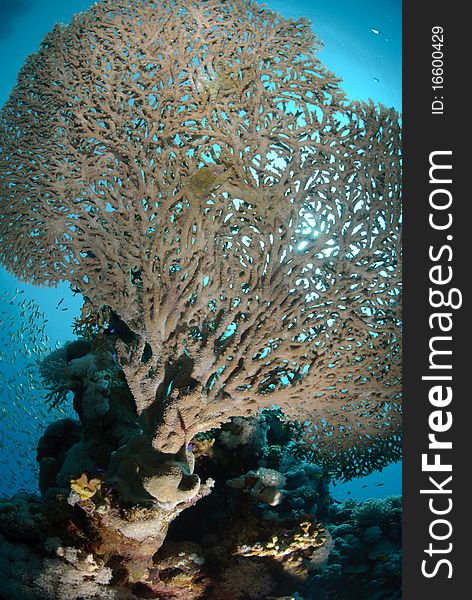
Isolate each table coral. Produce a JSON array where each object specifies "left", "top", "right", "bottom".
[
  {"left": 0, "top": 0, "right": 402, "bottom": 596},
  {"left": 0, "top": 0, "right": 401, "bottom": 466}
]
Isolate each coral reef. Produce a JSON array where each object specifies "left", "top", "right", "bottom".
[
  {"left": 308, "top": 496, "right": 402, "bottom": 599},
  {"left": 0, "top": 0, "right": 402, "bottom": 596},
  {"left": 0, "top": 411, "right": 401, "bottom": 599}
]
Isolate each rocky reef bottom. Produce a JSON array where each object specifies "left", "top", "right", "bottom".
[{"left": 0, "top": 413, "right": 401, "bottom": 600}]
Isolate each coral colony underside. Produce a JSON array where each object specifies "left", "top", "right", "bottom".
[{"left": 0, "top": 0, "right": 401, "bottom": 598}]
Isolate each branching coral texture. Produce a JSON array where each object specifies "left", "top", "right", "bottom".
[{"left": 0, "top": 0, "right": 401, "bottom": 457}]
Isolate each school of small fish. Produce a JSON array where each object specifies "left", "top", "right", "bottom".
[{"left": 0, "top": 284, "right": 72, "bottom": 497}]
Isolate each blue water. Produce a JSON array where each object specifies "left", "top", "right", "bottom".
[{"left": 0, "top": 0, "right": 401, "bottom": 501}]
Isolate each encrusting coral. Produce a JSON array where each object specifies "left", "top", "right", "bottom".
[
  {"left": 70, "top": 473, "right": 102, "bottom": 502},
  {"left": 235, "top": 517, "right": 328, "bottom": 577},
  {"left": 0, "top": 0, "right": 402, "bottom": 597}
]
